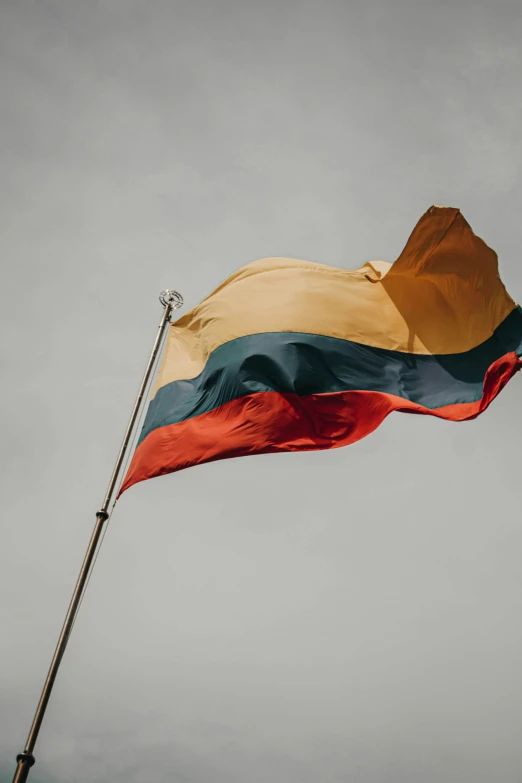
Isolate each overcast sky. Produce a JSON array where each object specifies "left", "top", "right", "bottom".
[{"left": 1, "top": 1, "right": 522, "bottom": 781}]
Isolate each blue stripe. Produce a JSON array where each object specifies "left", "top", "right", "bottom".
[{"left": 139, "top": 306, "right": 522, "bottom": 444}]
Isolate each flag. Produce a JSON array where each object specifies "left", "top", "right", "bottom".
[{"left": 120, "top": 207, "right": 522, "bottom": 494}]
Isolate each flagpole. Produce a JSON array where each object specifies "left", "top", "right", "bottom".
[{"left": 12, "top": 289, "right": 183, "bottom": 783}]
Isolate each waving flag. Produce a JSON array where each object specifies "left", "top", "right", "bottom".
[{"left": 120, "top": 207, "right": 522, "bottom": 494}]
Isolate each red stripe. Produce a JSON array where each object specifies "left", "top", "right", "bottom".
[{"left": 119, "top": 351, "right": 521, "bottom": 495}]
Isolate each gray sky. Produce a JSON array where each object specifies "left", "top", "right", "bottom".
[{"left": 1, "top": 1, "right": 522, "bottom": 781}]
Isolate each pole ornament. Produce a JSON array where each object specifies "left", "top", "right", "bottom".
[{"left": 159, "top": 289, "right": 183, "bottom": 313}]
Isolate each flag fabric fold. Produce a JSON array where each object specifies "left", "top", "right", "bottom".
[{"left": 120, "top": 207, "right": 522, "bottom": 494}]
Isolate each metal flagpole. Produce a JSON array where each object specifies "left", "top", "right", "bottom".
[{"left": 12, "top": 289, "right": 183, "bottom": 783}]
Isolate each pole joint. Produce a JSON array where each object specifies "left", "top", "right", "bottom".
[{"left": 16, "top": 753, "right": 35, "bottom": 768}]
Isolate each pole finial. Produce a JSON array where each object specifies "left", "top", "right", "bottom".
[{"left": 159, "top": 289, "right": 183, "bottom": 311}]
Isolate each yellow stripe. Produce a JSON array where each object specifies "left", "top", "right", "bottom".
[{"left": 153, "top": 207, "right": 517, "bottom": 394}]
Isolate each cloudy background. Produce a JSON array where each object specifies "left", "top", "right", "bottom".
[{"left": 1, "top": 1, "right": 522, "bottom": 781}]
